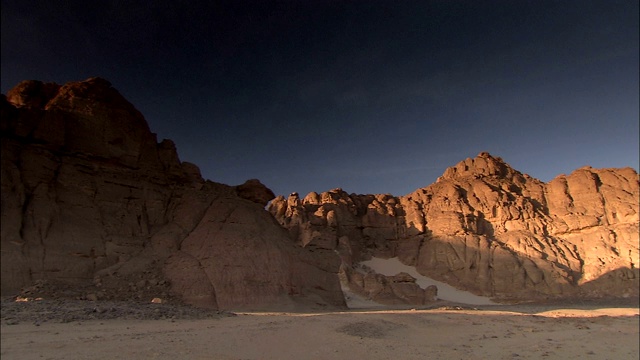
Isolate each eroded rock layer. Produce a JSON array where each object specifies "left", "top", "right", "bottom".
[
  {"left": 269, "top": 152, "right": 639, "bottom": 301},
  {"left": 1, "top": 78, "right": 345, "bottom": 310}
]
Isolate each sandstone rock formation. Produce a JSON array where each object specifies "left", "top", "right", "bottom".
[
  {"left": 1, "top": 78, "right": 345, "bottom": 310},
  {"left": 269, "top": 152, "right": 639, "bottom": 302},
  {"left": 3, "top": 77, "right": 637, "bottom": 309},
  {"left": 340, "top": 268, "right": 438, "bottom": 306}
]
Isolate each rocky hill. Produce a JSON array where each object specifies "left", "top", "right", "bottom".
[
  {"left": 269, "top": 153, "right": 639, "bottom": 302},
  {"left": 1, "top": 78, "right": 638, "bottom": 309},
  {"left": 0, "top": 78, "right": 345, "bottom": 310}
]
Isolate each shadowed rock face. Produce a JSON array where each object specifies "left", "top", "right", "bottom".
[
  {"left": 2, "top": 78, "right": 637, "bottom": 309},
  {"left": 0, "top": 78, "right": 345, "bottom": 311},
  {"left": 234, "top": 179, "right": 276, "bottom": 207},
  {"left": 269, "top": 152, "right": 639, "bottom": 302}
]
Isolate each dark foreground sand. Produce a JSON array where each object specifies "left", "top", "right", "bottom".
[{"left": 1, "top": 298, "right": 638, "bottom": 360}]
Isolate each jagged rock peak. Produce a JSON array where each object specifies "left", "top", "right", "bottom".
[
  {"left": 438, "top": 151, "right": 522, "bottom": 181},
  {"left": 5, "top": 77, "right": 145, "bottom": 122},
  {"left": 2, "top": 77, "right": 158, "bottom": 170},
  {"left": 269, "top": 151, "right": 639, "bottom": 301},
  {"left": 46, "top": 77, "right": 145, "bottom": 119},
  {"left": 2, "top": 77, "right": 345, "bottom": 310},
  {"left": 6, "top": 80, "right": 61, "bottom": 109},
  {"left": 6, "top": 77, "right": 115, "bottom": 109}
]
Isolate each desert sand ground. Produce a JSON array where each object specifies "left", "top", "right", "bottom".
[{"left": 1, "top": 298, "right": 638, "bottom": 360}]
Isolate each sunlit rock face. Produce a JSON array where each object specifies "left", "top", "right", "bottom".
[
  {"left": 0, "top": 78, "right": 345, "bottom": 311},
  {"left": 269, "top": 152, "right": 639, "bottom": 302},
  {"left": 3, "top": 77, "right": 637, "bottom": 309}
]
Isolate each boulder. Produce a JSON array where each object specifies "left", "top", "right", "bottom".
[{"left": 234, "top": 178, "right": 276, "bottom": 206}]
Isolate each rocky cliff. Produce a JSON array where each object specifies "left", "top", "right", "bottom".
[
  {"left": 269, "top": 152, "right": 639, "bottom": 302},
  {"left": 2, "top": 78, "right": 637, "bottom": 309},
  {"left": 1, "top": 78, "right": 345, "bottom": 310}
]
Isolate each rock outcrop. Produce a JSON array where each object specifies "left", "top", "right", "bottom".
[
  {"left": 269, "top": 152, "right": 639, "bottom": 302},
  {"left": 3, "top": 77, "right": 637, "bottom": 309},
  {"left": 1, "top": 78, "right": 345, "bottom": 310},
  {"left": 341, "top": 269, "right": 438, "bottom": 306}
]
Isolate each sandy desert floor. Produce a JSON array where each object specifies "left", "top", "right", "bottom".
[{"left": 1, "top": 298, "right": 639, "bottom": 360}]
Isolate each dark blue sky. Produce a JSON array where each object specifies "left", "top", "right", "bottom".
[{"left": 2, "top": 1, "right": 638, "bottom": 197}]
